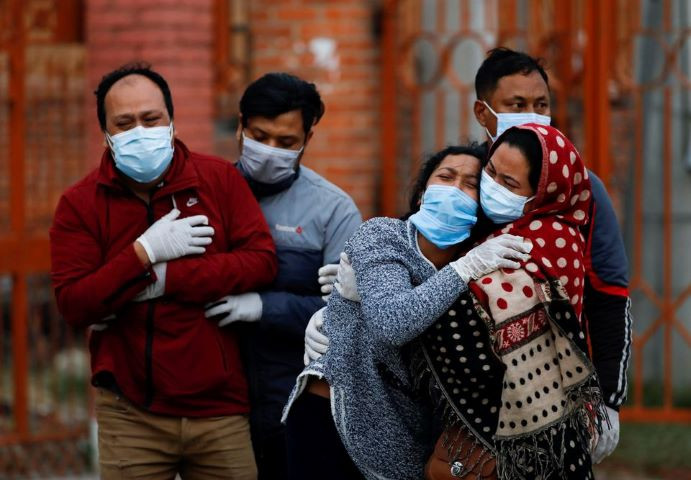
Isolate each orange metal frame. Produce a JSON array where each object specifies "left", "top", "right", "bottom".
[
  {"left": 622, "top": 0, "right": 691, "bottom": 423},
  {"left": 380, "top": 0, "right": 691, "bottom": 423},
  {"left": 8, "top": 0, "right": 30, "bottom": 440},
  {"left": 2, "top": 0, "right": 88, "bottom": 453}
]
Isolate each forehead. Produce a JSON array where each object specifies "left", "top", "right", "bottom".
[
  {"left": 246, "top": 109, "right": 304, "bottom": 136},
  {"left": 105, "top": 74, "right": 166, "bottom": 116},
  {"left": 489, "top": 71, "right": 549, "bottom": 102},
  {"left": 489, "top": 143, "right": 532, "bottom": 175},
  {"left": 436, "top": 153, "right": 482, "bottom": 173}
]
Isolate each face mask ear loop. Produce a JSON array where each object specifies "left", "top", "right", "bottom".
[
  {"left": 105, "top": 131, "right": 114, "bottom": 150},
  {"left": 482, "top": 101, "right": 499, "bottom": 142},
  {"left": 171, "top": 194, "right": 177, "bottom": 211},
  {"left": 482, "top": 101, "right": 499, "bottom": 119}
]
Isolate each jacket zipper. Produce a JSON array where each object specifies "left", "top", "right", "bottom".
[{"left": 144, "top": 201, "right": 156, "bottom": 408}]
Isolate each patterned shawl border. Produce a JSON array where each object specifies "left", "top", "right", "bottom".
[
  {"left": 489, "top": 279, "right": 571, "bottom": 332},
  {"left": 493, "top": 304, "right": 550, "bottom": 356},
  {"left": 492, "top": 301, "right": 545, "bottom": 331}
]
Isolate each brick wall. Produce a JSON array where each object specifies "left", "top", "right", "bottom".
[
  {"left": 248, "top": 1, "right": 381, "bottom": 218},
  {"left": 85, "top": 0, "right": 215, "bottom": 167}
]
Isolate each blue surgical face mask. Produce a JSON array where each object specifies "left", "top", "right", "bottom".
[
  {"left": 480, "top": 169, "right": 533, "bottom": 224},
  {"left": 106, "top": 123, "right": 174, "bottom": 184},
  {"left": 409, "top": 185, "right": 478, "bottom": 249},
  {"left": 238, "top": 134, "right": 303, "bottom": 184},
  {"left": 483, "top": 101, "right": 551, "bottom": 142}
]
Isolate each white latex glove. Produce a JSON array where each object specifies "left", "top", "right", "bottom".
[
  {"left": 304, "top": 307, "right": 329, "bottom": 365},
  {"left": 450, "top": 234, "right": 533, "bottom": 283},
  {"left": 136, "top": 208, "right": 214, "bottom": 264},
  {"left": 334, "top": 252, "right": 360, "bottom": 302},
  {"left": 591, "top": 406, "right": 620, "bottom": 464},
  {"left": 91, "top": 314, "right": 116, "bottom": 332},
  {"left": 205, "top": 293, "right": 262, "bottom": 327},
  {"left": 318, "top": 262, "right": 339, "bottom": 301},
  {"left": 133, "top": 262, "right": 167, "bottom": 301}
]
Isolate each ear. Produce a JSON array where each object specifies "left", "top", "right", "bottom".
[
  {"left": 473, "top": 100, "right": 488, "bottom": 127},
  {"left": 304, "top": 129, "right": 314, "bottom": 146},
  {"left": 522, "top": 196, "right": 537, "bottom": 215}
]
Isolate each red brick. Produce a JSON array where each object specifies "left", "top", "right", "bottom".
[
  {"left": 324, "top": 8, "right": 372, "bottom": 24},
  {"left": 276, "top": 8, "right": 319, "bottom": 22},
  {"left": 300, "top": 22, "right": 370, "bottom": 39},
  {"left": 86, "top": 0, "right": 216, "bottom": 156}
]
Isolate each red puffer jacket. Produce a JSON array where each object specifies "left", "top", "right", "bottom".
[{"left": 50, "top": 139, "right": 277, "bottom": 417}]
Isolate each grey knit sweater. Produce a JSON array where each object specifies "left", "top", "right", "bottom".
[{"left": 283, "top": 217, "right": 468, "bottom": 479}]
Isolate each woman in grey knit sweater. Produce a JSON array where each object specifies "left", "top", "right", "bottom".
[{"left": 282, "top": 145, "right": 532, "bottom": 479}]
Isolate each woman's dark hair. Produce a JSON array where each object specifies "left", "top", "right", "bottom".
[
  {"left": 492, "top": 128, "right": 543, "bottom": 191},
  {"left": 94, "top": 62, "right": 173, "bottom": 131},
  {"left": 240, "top": 72, "right": 325, "bottom": 135},
  {"left": 404, "top": 143, "right": 486, "bottom": 218}
]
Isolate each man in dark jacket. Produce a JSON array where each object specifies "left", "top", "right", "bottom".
[
  {"left": 204, "top": 73, "right": 362, "bottom": 479},
  {"left": 472, "top": 47, "right": 632, "bottom": 464},
  {"left": 50, "top": 63, "right": 277, "bottom": 479}
]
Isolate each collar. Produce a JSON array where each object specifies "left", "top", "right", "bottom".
[
  {"left": 236, "top": 163, "right": 301, "bottom": 199},
  {"left": 96, "top": 138, "right": 200, "bottom": 196}
]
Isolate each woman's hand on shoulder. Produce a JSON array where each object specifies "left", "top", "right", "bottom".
[{"left": 450, "top": 234, "right": 533, "bottom": 283}]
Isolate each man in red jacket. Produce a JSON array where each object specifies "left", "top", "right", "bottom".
[{"left": 50, "top": 63, "right": 277, "bottom": 479}]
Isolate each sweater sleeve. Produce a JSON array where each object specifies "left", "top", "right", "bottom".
[
  {"left": 346, "top": 218, "right": 467, "bottom": 347},
  {"left": 50, "top": 194, "right": 156, "bottom": 327},
  {"left": 165, "top": 164, "right": 278, "bottom": 303}
]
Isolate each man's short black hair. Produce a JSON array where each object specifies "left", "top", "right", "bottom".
[
  {"left": 94, "top": 62, "right": 174, "bottom": 130},
  {"left": 474, "top": 47, "right": 549, "bottom": 101},
  {"left": 239, "top": 72, "right": 325, "bottom": 135}
]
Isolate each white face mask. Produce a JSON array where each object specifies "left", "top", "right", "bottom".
[
  {"left": 106, "top": 123, "right": 174, "bottom": 183},
  {"left": 480, "top": 169, "right": 534, "bottom": 224},
  {"left": 483, "top": 101, "right": 551, "bottom": 142},
  {"left": 238, "top": 133, "right": 303, "bottom": 184}
]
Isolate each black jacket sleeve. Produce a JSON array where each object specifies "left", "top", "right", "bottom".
[{"left": 582, "top": 171, "right": 632, "bottom": 409}]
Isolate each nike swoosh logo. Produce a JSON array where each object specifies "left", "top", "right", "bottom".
[{"left": 186, "top": 198, "right": 198, "bottom": 207}]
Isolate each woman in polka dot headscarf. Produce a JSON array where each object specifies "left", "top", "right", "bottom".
[{"left": 421, "top": 124, "right": 606, "bottom": 480}]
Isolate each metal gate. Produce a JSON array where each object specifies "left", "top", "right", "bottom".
[
  {"left": 0, "top": 0, "right": 93, "bottom": 477},
  {"left": 380, "top": 0, "right": 691, "bottom": 422}
]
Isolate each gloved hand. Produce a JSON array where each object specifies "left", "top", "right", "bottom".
[
  {"left": 304, "top": 307, "right": 329, "bottom": 365},
  {"left": 91, "top": 314, "right": 116, "bottom": 332},
  {"left": 591, "top": 406, "right": 620, "bottom": 464},
  {"left": 133, "top": 262, "right": 167, "bottom": 302},
  {"left": 334, "top": 252, "right": 360, "bottom": 302},
  {"left": 450, "top": 233, "right": 532, "bottom": 283},
  {"left": 136, "top": 208, "right": 214, "bottom": 264},
  {"left": 318, "top": 262, "right": 339, "bottom": 301},
  {"left": 205, "top": 293, "right": 262, "bottom": 327}
]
